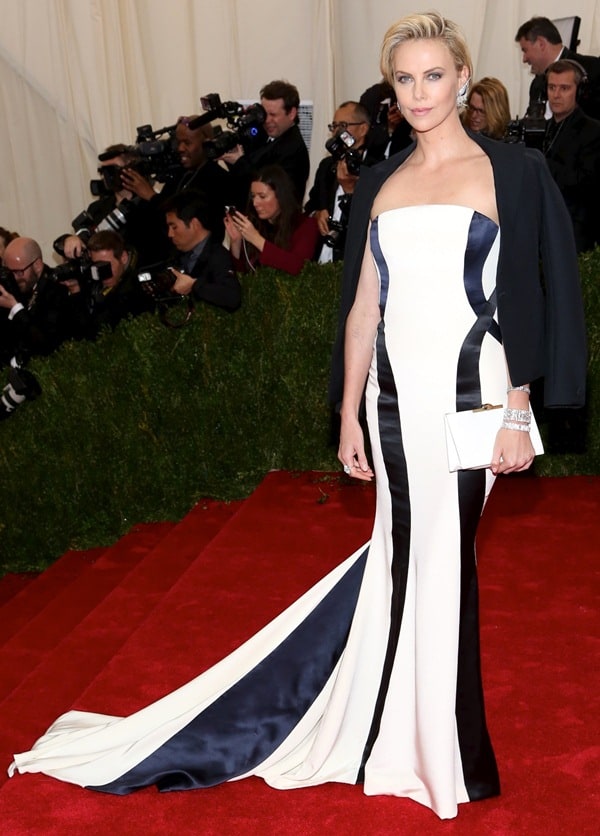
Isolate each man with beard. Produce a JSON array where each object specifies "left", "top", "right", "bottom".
[{"left": 0, "top": 237, "right": 81, "bottom": 365}]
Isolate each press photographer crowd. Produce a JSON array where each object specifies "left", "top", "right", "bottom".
[{"left": 1, "top": 15, "right": 599, "bottom": 421}]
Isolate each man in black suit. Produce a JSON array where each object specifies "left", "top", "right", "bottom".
[
  {"left": 83, "top": 231, "right": 155, "bottom": 335},
  {"left": 220, "top": 80, "right": 310, "bottom": 204},
  {"left": 543, "top": 59, "right": 600, "bottom": 253},
  {"left": 305, "top": 101, "right": 375, "bottom": 263},
  {"left": 54, "top": 143, "right": 167, "bottom": 270},
  {"left": 121, "top": 119, "right": 238, "bottom": 262},
  {"left": 515, "top": 16, "right": 600, "bottom": 119},
  {"left": 0, "top": 237, "right": 81, "bottom": 365},
  {"left": 163, "top": 191, "right": 241, "bottom": 313}
]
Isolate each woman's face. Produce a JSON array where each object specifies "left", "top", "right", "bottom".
[
  {"left": 250, "top": 182, "right": 280, "bottom": 223},
  {"left": 391, "top": 38, "right": 467, "bottom": 134},
  {"left": 466, "top": 91, "right": 487, "bottom": 133}
]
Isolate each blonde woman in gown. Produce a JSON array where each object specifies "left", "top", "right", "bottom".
[{"left": 10, "top": 13, "right": 586, "bottom": 821}]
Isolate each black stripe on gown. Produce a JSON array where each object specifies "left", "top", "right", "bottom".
[
  {"left": 88, "top": 546, "right": 369, "bottom": 794},
  {"left": 455, "top": 212, "right": 501, "bottom": 800}
]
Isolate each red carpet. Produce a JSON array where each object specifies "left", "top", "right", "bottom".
[{"left": 0, "top": 472, "right": 598, "bottom": 834}]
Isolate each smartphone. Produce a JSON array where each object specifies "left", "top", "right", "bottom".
[{"left": 225, "top": 205, "right": 238, "bottom": 216}]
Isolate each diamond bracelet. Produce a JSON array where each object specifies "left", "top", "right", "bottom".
[{"left": 501, "top": 420, "right": 531, "bottom": 432}]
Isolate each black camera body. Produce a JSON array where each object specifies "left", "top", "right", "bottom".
[
  {"left": 323, "top": 193, "right": 353, "bottom": 252},
  {"left": 71, "top": 196, "right": 140, "bottom": 241},
  {"left": 325, "top": 130, "right": 363, "bottom": 177},
  {"left": 121, "top": 124, "right": 181, "bottom": 183},
  {"left": 503, "top": 116, "right": 546, "bottom": 150},
  {"left": 0, "top": 365, "right": 42, "bottom": 421},
  {"left": 50, "top": 256, "right": 113, "bottom": 286},
  {"left": 137, "top": 267, "right": 178, "bottom": 303},
  {"left": 0, "top": 266, "right": 22, "bottom": 300},
  {"left": 196, "top": 94, "right": 267, "bottom": 160}
]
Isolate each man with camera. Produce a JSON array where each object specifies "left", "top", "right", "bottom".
[
  {"left": 79, "top": 231, "right": 156, "bottom": 336},
  {"left": 0, "top": 237, "right": 81, "bottom": 365},
  {"left": 304, "top": 101, "right": 374, "bottom": 263},
  {"left": 160, "top": 191, "right": 241, "bottom": 312},
  {"left": 220, "top": 80, "right": 310, "bottom": 204},
  {"left": 121, "top": 117, "right": 238, "bottom": 254},
  {"left": 128, "top": 118, "right": 236, "bottom": 206},
  {"left": 55, "top": 144, "right": 167, "bottom": 269},
  {"left": 543, "top": 59, "right": 600, "bottom": 253}
]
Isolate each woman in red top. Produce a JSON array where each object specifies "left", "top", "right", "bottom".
[{"left": 224, "top": 165, "right": 319, "bottom": 276}]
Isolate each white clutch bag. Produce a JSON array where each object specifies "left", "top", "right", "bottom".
[{"left": 444, "top": 403, "right": 544, "bottom": 472}]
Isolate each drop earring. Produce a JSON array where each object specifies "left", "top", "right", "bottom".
[{"left": 456, "top": 80, "right": 469, "bottom": 108}]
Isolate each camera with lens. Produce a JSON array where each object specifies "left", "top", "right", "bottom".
[
  {"left": 72, "top": 197, "right": 140, "bottom": 239},
  {"left": 325, "top": 130, "right": 363, "bottom": 177},
  {"left": 88, "top": 125, "right": 180, "bottom": 199},
  {"left": 137, "top": 267, "right": 194, "bottom": 328},
  {"left": 503, "top": 115, "right": 546, "bottom": 150},
  {"left": 0, "top": 365, "right": 42, "bottom": 421},
  {"left": 137, "top": 267, "right": 178, "bottom": 303},
  {"left": 0, "top": 265, "right": 22, "bottom": 300},
  {"left": 50, "top": 255, "right": 113, "bottom": 287},
  {"left": 123, "top": 123, "right": 181, "bottom": 183},
  {"left": 193, "top": 93, "right": 266, "bottom": 160},
  {"left": 323, "top": 193, "right": 353, "bottom": 252}
]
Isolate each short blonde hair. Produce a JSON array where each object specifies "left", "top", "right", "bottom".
[{"left": 380, "top": 11, "right": 473, "bottom": 86}]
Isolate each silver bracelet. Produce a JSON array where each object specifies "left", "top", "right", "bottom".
[
  {"left": 502, "top": 421, "right": 531, "bottom": 432},
  {"left": 507, "top": 385, "right": 531, "bottom": 395},
  {"left": 504, "top": 407, "right": 531, "bottom": 424}
]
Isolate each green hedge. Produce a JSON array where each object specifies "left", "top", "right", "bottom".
[{"left": 1, "top": 253, "right": 599, "bottom": 573}]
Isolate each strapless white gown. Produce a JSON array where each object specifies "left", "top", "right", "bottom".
[{"left": 10, "top": 206, "right": 505, "bottom": 820}]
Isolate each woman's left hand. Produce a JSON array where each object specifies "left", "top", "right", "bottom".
[{"left": 490, "top": 428, "right": 536, "bottom": 475}]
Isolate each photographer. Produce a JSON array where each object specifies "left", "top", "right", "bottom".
[
  {"left": 225, "top": 165, "right": 319, "bottom": 276},
  {"left": 127, "top": 118, "right": 237, "bottom": 216},
  {"left": 54, "top": 144, "right": 167, "bottom": 269},
  {"left": 304, "top": 102, "right": 375, "bottom": 263},
  {"left": 0, "top": 237, "right": 81, "bottom": 366},
  {"left": 162, "top": 191, "right": 241, "bottom": 312},
  {"left": 220, "top": 80, "right": 310, "bottom": 204},
  {"left": 83, "top": 231, "right": 155, "bottom": 336}
]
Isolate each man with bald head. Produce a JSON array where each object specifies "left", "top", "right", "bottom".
[
  {"left": 0, "top": 237, "right": 81, "bottom": 365},
  {"left": 305, "top": 101, "right": 378, "bottom": 263}
]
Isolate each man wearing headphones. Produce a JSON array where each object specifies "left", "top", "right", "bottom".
[
  {"left": 515, "top": 16, "right": 600, "bottom": 119},
  {"left": 543, "top": 59, "right": 600, "bottom": 252}
]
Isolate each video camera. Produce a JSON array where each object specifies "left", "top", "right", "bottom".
[
  {"left": 189, "top": 94, "right": 266, "bottom": 160},
  {"left": 503, "top": 115, "right": 546, "bottom": 150},
  {"left": 88, "top": 125, "right": 180, "bottom": 198},
  {"left": 325, "top": 130, "right": 363, "bottom": 177}
]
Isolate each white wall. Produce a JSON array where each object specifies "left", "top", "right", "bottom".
[{"left": 1, "top": 0, "right": 599, "bottom": 255}]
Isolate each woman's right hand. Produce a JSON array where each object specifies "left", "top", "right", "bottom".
[{"left": 338, "top": 413, "right": 374, "bottom": 481}]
